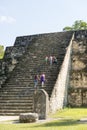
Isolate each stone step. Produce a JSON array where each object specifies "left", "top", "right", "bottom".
[
  {"left": 4, "top": 81, "right": 56, "bottom": 86},
  {"left": 0, "top": 93, "right": 33, "bottom": 97},
  {"left": 0, "top": 109, "right": 33, "bottom": 115},
  {"left": 2, "top": 84, "right": 34, "bottom": 88},
  {"left": 3, "top": 77, "right": 57, "bottom": 84},
  {"left": 0, "top": 90, "right": 51, "bottom": 95},
  {"left": 0, "top": 89, "right": 33, "bottom": 93},
  {"left": 11, "top": 70, "right": 58, "bottom": 75},
  {"left": 6, "top": 73, "right": 58, "bottom": 81},
  {"left": 0, "top": 94, "right": 33, "bottom": 99},
  {"left": 0, "top": 87, "right": 54, "bottom": 95},
  {"left": 0, "top": 86, "right": 33, "bottom": 89},
  {"left": 0, "top": 100, "right": 33, "bottom": 103},
  {"left": 0, "top": 96, "right": 33, "bottom": 100},
  {"left": 0, "top": 104, "right": 33, "bottom": 108}
]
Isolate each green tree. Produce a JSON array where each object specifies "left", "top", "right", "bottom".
[
  {"left": 0, "top": 45, "right": 4, "bottom": 59},
  {"left": 63, "top": 20, "right": 87, "bottom": 31},
  {"left": 63, "top": 26, "right": 72, "bottom": 31}
]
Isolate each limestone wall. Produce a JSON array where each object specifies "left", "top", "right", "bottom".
[
  {"left": 68, "top": 88, "right": 87, "bottom": 107},
  {"left": 68, "top": 30, "right": 87, "bottom": 107},
  {"left": 75, "top": 30, "right": 87, "bottom": 40},
  {"left": 0, "top": 59, "right": 7, "bottom": 87},
  {"left": 4, "top": 36, "right": 33, "bottom": 73},
  {"left": 49, "top": 34, "right": 74, "bottom": 112}
]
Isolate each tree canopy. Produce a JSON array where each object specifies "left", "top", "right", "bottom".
[
  {"left": 63, "top": 20, "right": 87, "bottom": 31},
  {"left": 0, "top": 45, "right": 4, "bottom": 59}
]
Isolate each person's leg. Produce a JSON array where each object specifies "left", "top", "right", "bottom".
[
  {"left": 42, "top": 81, "right": 44, "bottom": 87},
  {"left": 50, "top": 60, "right": 52, "bottom": 65},
  {"left": 34, "top": 82, "right": 36, "bottom": 88},
  {"left": 34, "top": 80, "right": 38, "bottom": 88}
]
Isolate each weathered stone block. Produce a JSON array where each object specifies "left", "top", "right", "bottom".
[
  {"left": 19, "top": 113, "right": 38, "bottom": 123},
  {"left": 33, "top": 89, "right": 49, "bottom": 120}
]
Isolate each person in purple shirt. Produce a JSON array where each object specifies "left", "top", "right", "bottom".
[{"left": 40, "top": 73, "right": 45, "bottom": 87}]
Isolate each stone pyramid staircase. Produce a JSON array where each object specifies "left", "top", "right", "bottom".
[{"left": 0, "top": 31, "right": 73, "bottom": 115}]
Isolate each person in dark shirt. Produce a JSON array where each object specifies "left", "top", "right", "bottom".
[{"left": 34, "top": 75, "right": 39, "bottom": 89}]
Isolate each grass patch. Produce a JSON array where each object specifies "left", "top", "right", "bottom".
[
  {"left": 1, "top": 108, "right": 87, "bottom": 130},
  {"left": 49, "top": 107, "right": 87, "bottom": 119}
]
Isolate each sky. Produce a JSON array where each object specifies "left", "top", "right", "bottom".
[{"left": 0, "top": 0, "right": 87, "bottom": 49}]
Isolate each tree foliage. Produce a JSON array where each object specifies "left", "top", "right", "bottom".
[
  {"left": 0, "top": 45, "right": 4, "bottom": 59},
  {"left": 63, "top": 20, "right": 87, "bottom": 31}
]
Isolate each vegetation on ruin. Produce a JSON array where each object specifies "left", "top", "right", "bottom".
[
  {"left": 0, "top": 108, "right": 87, "bottom": 130},
  {"left": 63, "top": 20, "right": 87, "bottom": 31},
  {"left": 0, "top": 45, "right": 4, "bottom": 59}
]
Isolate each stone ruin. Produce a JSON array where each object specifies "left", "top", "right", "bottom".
[{"left": 0, "top": 30, "right": 87, "bottom": 118}]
